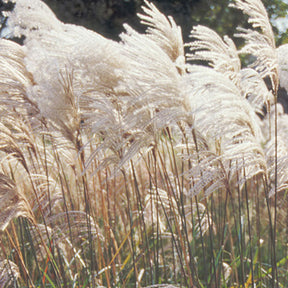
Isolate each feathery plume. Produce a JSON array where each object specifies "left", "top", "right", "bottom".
[
  {"left": 0, "top": 173, "right": 34, "bottom": 231},
  {"left": 0, "top": 39, "right": 39, "bottom": 119},
  {"left": 239, "top": 68, "right": 274, "bottom": 115},
  {"left": 184, "top": 66, "right": 266, "bottom": 192},
  {"left": 186, "top": 25, "right": 240, "bottom": 84},
  {"left": 144, "top": 187, "right": 180, "bottom": 233},
  {"left": 47, "top": 211, "right": 104, "bottom": 244},
  {"left": 184, "top": 202, "right": 211, "bottom": 239},
  {"left": 138, "top": 0, "right": 185, "bottom": 74},
  {"left": 277, "top": 44, "right": 288, "bottom": 92},
  {"left": 184, "top": 152, "right": 228, "bottom": 197},
  {"left": 230, "top": 0, "right": 279, "bottom": 92},
  {"left": 2, "top": 0, "right": 63, "bottom": 39},
  {"left": 263, "top": 105, "right": 288, "bottom": 196},
  {"left": 230, "top": 0, "right": 274, "bottom": 45},
  {"left": 0, "top": 260, "right": 20, "bottom": 287}
]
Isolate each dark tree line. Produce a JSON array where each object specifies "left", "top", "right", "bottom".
[
  {"left": 42, "top": 0, "right": 288, "bottom": 44},
  {"left": 1, "top": 0, "right": 288, "bottom": 44}
]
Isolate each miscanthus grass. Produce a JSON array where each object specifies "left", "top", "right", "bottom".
[{"left": 0, "top": 0, "right": 288, "bottom": 286}]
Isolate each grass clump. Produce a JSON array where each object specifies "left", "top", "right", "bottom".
[{"left": 0, "top": 0, "right": 288, "bottom": 287}]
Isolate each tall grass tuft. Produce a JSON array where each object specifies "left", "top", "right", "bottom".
[{"left": 0, "top": 0, "right": 288, "bottom": 286}]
